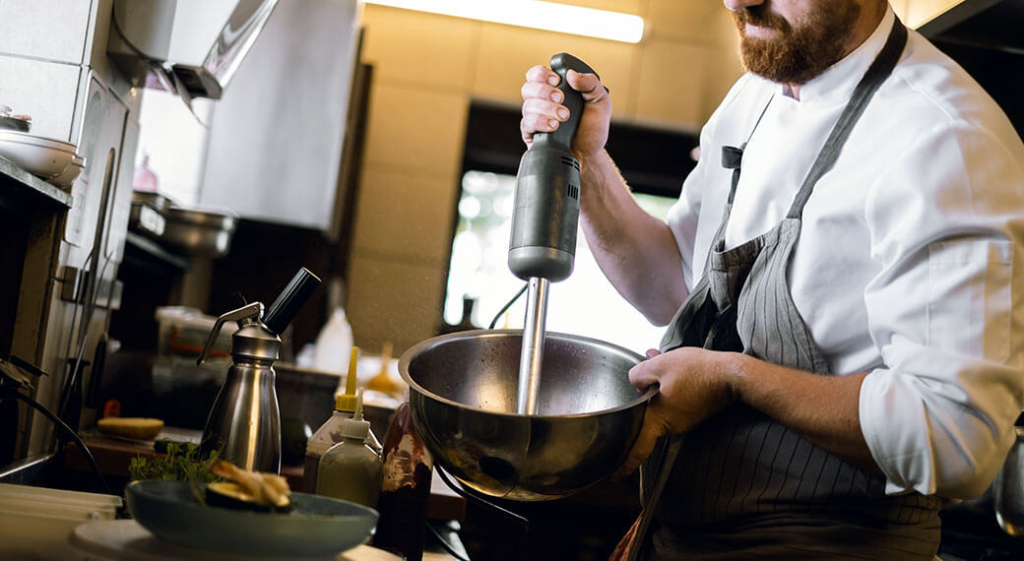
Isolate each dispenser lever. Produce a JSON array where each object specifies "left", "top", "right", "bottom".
[{"left": 197, "top": 301, "right": 264, "bottom": 366}]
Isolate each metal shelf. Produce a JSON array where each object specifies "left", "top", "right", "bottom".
[
  {"left": 124, "top": 231, "right": 191, "bottom": 273},
  {"left": 0, "top": 156, "right": 73, "bottom": 211}
]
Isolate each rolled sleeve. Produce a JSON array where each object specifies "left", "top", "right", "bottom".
[{"left": 860, "top": 123, "right": 1024, "bottom": 499}]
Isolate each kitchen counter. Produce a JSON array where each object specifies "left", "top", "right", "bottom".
[
  {"left": 63, "top": 426, "right": 466, "bottom": 523},
  {"left": 0, "top": 154, "right": 73, "bottom": 210},
  {"left": 939, "top": 502, "right": 1024, "bottom": 560}
]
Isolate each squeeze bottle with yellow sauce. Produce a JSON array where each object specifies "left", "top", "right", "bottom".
[{"left": 303, "top": 347, "right": 381, "bottom": 493}]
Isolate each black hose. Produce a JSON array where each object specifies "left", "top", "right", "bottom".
[
  {"left": 4, "top": 386, "right": 109, "bottom": 494},
  {"left": 435, "top": 464, "right": 529, "bottom": 532},
  {"left": 427, "top": 520, "right": 472, "bottom": 561},
  {"left": 488, "top": 282, "right": 529, "bottom": 330}
]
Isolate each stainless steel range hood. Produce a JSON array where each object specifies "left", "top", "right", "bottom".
[
  {"left": 917, "top": 0, "right": 1024, "bottom": 55},
  {"left": 108, "top": 0, "right": 279, "bottom": 100}
]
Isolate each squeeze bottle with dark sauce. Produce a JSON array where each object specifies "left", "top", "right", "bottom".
[{"left": 373, "top": 402, "right": 433, "bottom": 561}]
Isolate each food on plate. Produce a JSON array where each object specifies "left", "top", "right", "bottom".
[
  {"left": 128, "top": 440, "right": 219, "bottom": 485},
  {"left": 207, "top": 460, "right": 292, "bottom": 512},
  {"left": 96, "top": 417, "right": 164, "bottom": 440}
]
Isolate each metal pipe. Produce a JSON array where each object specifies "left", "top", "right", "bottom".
[{"left": 517, "top": 276, "right": 550, "bottom": 415}]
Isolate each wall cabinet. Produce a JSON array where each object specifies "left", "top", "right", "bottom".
[
  {"left": 0, "top": 0, "right": 94, "bottom": 64},
  {"left": 0, "top": 0, "right": 143, "bottom": 461}
]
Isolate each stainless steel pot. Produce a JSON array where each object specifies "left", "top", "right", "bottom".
[
  {"left": 131, "top": 190, "right": 173, "bottom": 213},
  {"left": 161, "top": 205, "right": 238, "bottom": 257},
  {"left": 129, "top": 190, "right": 173, "bottom": 239},
  {"left": 399, "top": 329, "right": 654, "bottom": 501}
]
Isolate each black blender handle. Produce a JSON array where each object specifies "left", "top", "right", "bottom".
[
  {"left": 544, "top": 53, "right": 600, "bottom": 152},
  {"left": 263, "top": 268, "right": 322, "bottom": 335}
]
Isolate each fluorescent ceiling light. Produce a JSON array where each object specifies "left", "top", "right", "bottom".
[{"left": 364, "top": 0, "right": 645, "bottom": 44}]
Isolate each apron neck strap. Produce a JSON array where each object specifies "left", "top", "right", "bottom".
[
  {"left": 786, "top": 19, "right": 908, "bottom": 219},
  {"left": 722, "top": 95, "right": 774, "bottom": 205}
]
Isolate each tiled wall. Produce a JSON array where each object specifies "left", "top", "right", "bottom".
[{"left": 345, "top": 0, "right": 743, "bottom": 355}]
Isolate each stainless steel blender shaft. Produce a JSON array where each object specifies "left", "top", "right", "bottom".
[{"left": 517, "top": 277, "right": 550, "bottom": 415}]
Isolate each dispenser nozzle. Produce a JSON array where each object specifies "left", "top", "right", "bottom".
[
  {"left": 263, "top": 268, "right": 322, "bottom": 335},
  {"left": 336, "top": 346, "right": 361, "bottom": 412},
  {"left": 340, "top": 388, "right": 372, "bottom": 441},
  {"left": 353, "top": 388, "right": 365, "bottom": 422}
]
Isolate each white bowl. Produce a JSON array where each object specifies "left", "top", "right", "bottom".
[{"left": 0, "top": 130, "right": 78, "bottom": 179}]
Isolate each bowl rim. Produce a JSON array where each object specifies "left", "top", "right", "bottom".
[
  {"left": 124, "top": 479, "right": 379, "bottom": 557},
  {"left": 398, "top": 328, "right": 656, "bottom": 419},
  {"left": 0, "top": 129, "right": 77, "bottom": 152},
  {"left": 125, "top": 479, "right": 378, "bottom": 519}
]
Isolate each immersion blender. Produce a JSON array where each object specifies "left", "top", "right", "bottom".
[{"left": 508, "top": 53, "right": 599, "bottom": 415}]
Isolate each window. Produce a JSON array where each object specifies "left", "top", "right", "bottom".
[{"left": 445, "top": 171, "right": 677, "bottom": 353}]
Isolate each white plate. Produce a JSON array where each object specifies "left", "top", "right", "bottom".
[{"left": 0, "top": 130, "right": 78, "bottom": 179}]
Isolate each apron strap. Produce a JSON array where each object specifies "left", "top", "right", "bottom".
[
  {"left": 627, "top": 439, "right": 682, "bottom": 561},
  {"left": 786, "top": 20, "right": 908, "bottom": 219},
  {"left": 721, "top": 95, "right": 774, "bottom": 206},
  {"left": 689, "top": 93, "right": 775, "bottom": 284},
  {"left": 721, "top": 145, "right": 744, "bottom": 205}
]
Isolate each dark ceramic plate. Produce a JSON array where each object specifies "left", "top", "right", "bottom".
[{"left": 125, "top": 480, "right": 378, "bottom": 558}]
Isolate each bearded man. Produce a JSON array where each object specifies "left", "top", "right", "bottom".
[{"left": 520, "top": 1, "right": 1024, "bottom": 559}]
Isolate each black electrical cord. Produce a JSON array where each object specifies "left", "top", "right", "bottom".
[
  {"left": 435, "top": 465, "right": 529, "bottom": 532},
  {"left": 488, "top": 282, "right": 529, "bottom": 330},
  {"left": 58, "top": 253, "right": 115, "bottom": 428},
  {"left": 427, "top": 520, "right": 472, "bottom": 561},
  {"left": 3, "top": 386, "right": 109, "bottom": 494},
  {"left": 55, "top": 246, "right": 92, "bottom": 422}
]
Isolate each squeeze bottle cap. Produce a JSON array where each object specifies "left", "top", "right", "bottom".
[
  {"left": 335, "top": 346, "right": 360, "bottom": 412},
  {"left": 340, "top": 389, "right": 371, "bottom": 440}
]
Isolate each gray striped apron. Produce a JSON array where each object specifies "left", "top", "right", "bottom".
[{"left": 631, "top": 20, "right": 945, "bottom": 560}]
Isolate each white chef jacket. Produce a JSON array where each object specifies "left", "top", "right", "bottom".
[{"left": 667, "top": 8, "right": 1024, "bottom": 499}]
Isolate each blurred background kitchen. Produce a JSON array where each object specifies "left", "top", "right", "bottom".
[{"left": 1, "top": 0, "right": 1022, "bottom": 559}]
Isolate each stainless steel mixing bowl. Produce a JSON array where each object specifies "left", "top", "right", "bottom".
[{"left": 399, "top": 329, "right": 654, "bottom": 501}]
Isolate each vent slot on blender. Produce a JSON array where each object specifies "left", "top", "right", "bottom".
[{"left": 560, "top": 156, "right": 580, "bottom": 171}]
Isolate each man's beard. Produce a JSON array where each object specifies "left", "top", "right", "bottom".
[{"left": 733, "top": 2, "right": 862, "bottom": 85}]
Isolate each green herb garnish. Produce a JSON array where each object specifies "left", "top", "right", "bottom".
[{"left": 129, "top": 441, "right": 222, "bottom": 502}]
